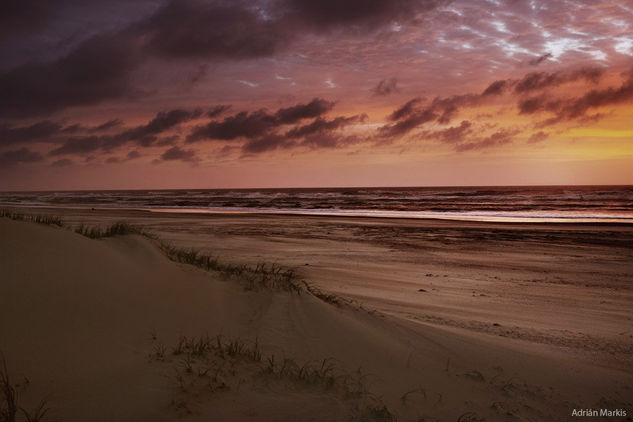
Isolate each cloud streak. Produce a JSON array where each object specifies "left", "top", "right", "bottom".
[
  {"left": 48, "top": 107, "right": 205, "bottom": 156},
  {"left": 158, "top": 146, "right": 199, "bottom": 163},
  {"left": 186, "top": 98, "right": 336, "bottom": 143},
  {"left": 372, "top": 78, "right": 399, "bottom": 96},
  {"left": 0, "top": 147, "right": 43, "bottom": 166}
]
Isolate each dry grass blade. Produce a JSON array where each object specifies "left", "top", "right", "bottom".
[
  {"left": 74, "top": 222, "right": 140, "bottom": 239},
  {"left": 0, "top": 210, "right": 63, "bottom": 227},
  {"left": 150, "top": 334, "right": 395, "bottom": 421},
  {"left": 1, "top": 355, "right": 50, "bottom": 422},
  {"left": 20, "top": 401, "right": 49, "bottom": 422},
  {"left": 1, "top": 357, "right": 18, "bottom": 422}
]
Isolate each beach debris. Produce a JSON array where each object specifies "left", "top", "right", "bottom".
[
  {"left": 400, "top": 387, "right": 426, "bottom": 406},
  {"left": 418, "top": 288, "right": 427, "bottom": 292},
  {"left": 460, "top": 370, "right": 486, "bottom": 383},
  {"left": 457, "top": 411, "right": 485, "bottom": 421}
]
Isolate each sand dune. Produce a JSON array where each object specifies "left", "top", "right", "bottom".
[{"left": 1, "top": 217, "right": 632, "bottom": 421}]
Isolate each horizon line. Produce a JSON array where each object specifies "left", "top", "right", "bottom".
[{"left": 1, "top": 183, "right": 632, "bottom": 194}]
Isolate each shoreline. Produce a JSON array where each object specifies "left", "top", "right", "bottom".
[{"left": 2, "top": 203, "right": 633, "bottom": 225}]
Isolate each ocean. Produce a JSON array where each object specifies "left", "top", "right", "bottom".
[{"left": 1, "top": 185, "right": 632, "bottom": 223}]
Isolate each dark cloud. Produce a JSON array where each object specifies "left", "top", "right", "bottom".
[
  {"left": 379, "top": 66, "right": 626, "bottom": 146},
  {"left": 388, "top": 98, "right": 423, "bottom": 121},
  {"left": 144, "top": 0, "right": 442, "bottom": 61},
  {"left": 285, "top": 115, "right": 364, "bottom": 138},
  {"left": 126, "top": 150, "right": 141, "bottom": 159},
  {"left": 90, "top": 119, "right": 124, "bottom": 133},
  {"left": 283, "top": 0, "right": 441, "bottom": 30},
  {"left": 0, "top": 120, "right": 62, "bottom": 146},
  {"left": 517, "top": 68, "right": 633, "bottom": 124},
  {"left": 0, "top": 0, "right": 445, "bottom": 118},
  {"left": 381, "top": 93, "right": 479, "bottom": 138},
  {"left": 556, "top": 69, "right": 633, "bottom": 119},
  {"left": 481, "top": 67, "right": 604, "bottom": 103},
  {"left": 274, "top": 98, "right": 335, "bottom": 124},
  {"left": 301, "top": 133, "right": 339, "bottom": 148},
  {"left": 528, "top": 131, "right": 549, "bottom": 143},
  {"left": 380, "top": 109, "right": 436, "bottom": 138},
  {"left": 0, "top": 118, "right": 126, "bottom": 148},
  {"left": 417, "top": 121, "right": 515, "bottom": 152},
  {"left": 372, "top": 78, "right": 399, "bottom": 96},
  {"left": 429, "top": 94, "right": 479, "bottom": 123},
  {"left": 187, "top": 98, "right": 333, "bottom": 142},
  {"left": 59, "top": 124, "right": 84, "bottom": 134},
  {"left": 423, "top": 120, "right": 473, "bottom": 144},
  {"left": 517, "top": 95, "right": 552, "bottom": 114},
  {"left": 528, "top": 53, "right": 552, "bottom": 66},
  {"left": 455, "top": 129, "right": 518, "bottom": 152},
  {"left": 0, "top": 147, "right": 43, "bottom": 166},
  {"left": 49, "top": 107, "right": 203, "bottom": 155},
  {"left": 482, "top": 80, "right": 508, "bottom": 96},
  {"left": 143, "top": 0, "right": 289, "bottom": 60},
  {"left": 105, "top": 156, "right": 120, "bottom": 164},
  {"left": 49, "top": 136, "right": 102, "bottom": 156},
  {"left": 301, "top": 133, "right": 361, "bottom": 149},
  {"left": 159, "top": 145, "right": 199, "bottom": 163},
  {"left": 0, "top": 0, "right": 52, "bottom": 44},
  {"left": 190, "top": 64, "right": 208, "bottom": 84},
  {"left": 242, "top": 134, "right": 293, "bottom": 154},
  {"left": 513, "top": 67, "right": 604, "bottom": 94},
  {"left": 155, "top": 136, "right": 179, "bottom": 146},
  {"left": 187, "top": 97, "right": 360, "bottom": 154},
  {"left": 0, "top": 32, "right": 141, "bottom": 117},
  {"left": 117, "top": 108, "right": 203, "bottom": 147},
  {"left": 207, "top": 105, "right": 232, "bottom": 118},
  {"left": 187, "top": 110, "right": 276, "bottom": 142},
  {"left": 142, "top": 0, "right": 441, "bottom": 63},
  {"left": 51, "top": 158, "right": 73, "bottom": 167}
]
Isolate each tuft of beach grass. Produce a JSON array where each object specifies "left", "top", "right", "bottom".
[
  {"left": 0, "top": 210, "right": 63, "bottom": 228},
  {"left": 149, "top": 334, "right": 396, "bottom": 421},
  {"left": 154, "top": 240, "right": 304, "bottom": 293},
  {"left": 1, "top": 355, "right": 50, "bottom": 422},
  {"left": 74, "top": 222, "right": 140, "bottom": 239}
]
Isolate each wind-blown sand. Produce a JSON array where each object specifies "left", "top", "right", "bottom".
[{"left": 1, "top": 211, "right": 632, "bottom": 421}]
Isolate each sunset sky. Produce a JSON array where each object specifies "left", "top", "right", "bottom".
[{"left": 1, "top": 0, "right": 632, "bottom": 190}]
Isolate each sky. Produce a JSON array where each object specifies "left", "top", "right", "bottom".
[{"left": 0, "top": 0, "right": 632, "bottom": 190}]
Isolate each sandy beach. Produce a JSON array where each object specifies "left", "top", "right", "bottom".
[
  {"left": 1, "top": 208, "right": 631, "bottom": 421},
  {"left": 3, "top": 0, "right": 632, "bottom": 419}
]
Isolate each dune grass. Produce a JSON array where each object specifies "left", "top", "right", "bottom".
[
  {"left": 0, "top": 210, "right": 137, "bottom": 240},
  {"left": 150, "top": 334, "right": 395, "bottom": 421},
  {"left": 154, "top": 241, "right": 304, "bottom": 293},
  {"left": 0, "top": 356, "right": 49, "bottom": 422},
  {"left": 74, "top": 222, "right": 139, "bottom": 239},
  {"left": 0, "top": 358, "right": 17, "bottom": 422},
  {"left": 1, "top": 211, "right": 342, "bottom": 299},
  {"left": 0, "top": 210, "right": 63, "bottom": 228}
]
